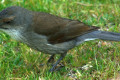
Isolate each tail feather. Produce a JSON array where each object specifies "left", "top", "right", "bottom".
[{"left": 76, "top": 30, "right": 120, "bottom": 45}]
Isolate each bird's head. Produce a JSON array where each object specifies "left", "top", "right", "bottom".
[{"left": 0, "top": 6, "right": 32, "bottom": 31}]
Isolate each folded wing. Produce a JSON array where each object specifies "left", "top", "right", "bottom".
[{"left": 32, "top": 12, "right": 99, "bottom": 44}]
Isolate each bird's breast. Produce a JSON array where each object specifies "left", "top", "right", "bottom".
[{"left": 2, "top": 29, "right": 24, "bottom": 41}]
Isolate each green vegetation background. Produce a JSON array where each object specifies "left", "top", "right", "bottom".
[{"left": 0, "top": 0, "right": 120, "bottom": 80}]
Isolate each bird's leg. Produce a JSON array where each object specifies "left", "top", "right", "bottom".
[
  {"left": 47, "top": 54, "right": 55, "bottom": 63},
  {"left": 49, "top": 53, "right": 66, "bottom": 72},
  {"left": 40, "top": 54, "right": 55, "bottom": 66}
]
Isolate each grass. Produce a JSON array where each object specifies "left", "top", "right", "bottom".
[{"left": 0, "top": 0, "right": 120, "bottom": 80}]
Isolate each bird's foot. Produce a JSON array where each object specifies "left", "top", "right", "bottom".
[
  {"left": 49, "top": 53, "right": 66, "bottom": 72},
  {"left": 49, "top": 63, "right": 65, "bottom": 72}
]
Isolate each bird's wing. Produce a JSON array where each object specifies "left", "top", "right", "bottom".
[{"left": 32, "top": 12, "right": 99, "bottom": 44}]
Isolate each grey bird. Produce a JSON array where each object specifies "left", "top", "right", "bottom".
[{"left": 0, "top": 6, "right": 120, "bottom": 72}]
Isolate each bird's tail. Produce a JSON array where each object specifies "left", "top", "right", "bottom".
[{"left": 76, "top": 30, "right": 120, "bottom": 45}]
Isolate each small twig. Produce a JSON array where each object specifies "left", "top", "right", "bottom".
[
  {"left": 75, "top": 2, "right": 116, "bottom": 7},
  {"left": 75, "top": 2, "right": 94, "bottom": 7},
  {"left": 10, "top": 78, "right": 22, "bottom": 80}
]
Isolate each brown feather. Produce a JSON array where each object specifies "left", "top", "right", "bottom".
[
  {"left": 2, "top": 16, "right": 15, "bottom": 22},
  {"left": 32, "top": 12, "right": 99, "bottom": 44}
]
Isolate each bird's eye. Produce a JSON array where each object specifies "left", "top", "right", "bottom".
[
  {"left": 2, "top": 16, "right": 15, "bottom": 24},
  {"left": 5, "top": 21, "right": 11, "bottom": 24}
]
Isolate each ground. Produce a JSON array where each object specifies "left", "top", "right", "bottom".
[{"left": 0, "top": 0, "right": 120, "bottom": 80}]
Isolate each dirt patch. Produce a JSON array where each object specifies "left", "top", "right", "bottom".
[{"left": 108, "top": 74, "right": 120, "bottom": 80}]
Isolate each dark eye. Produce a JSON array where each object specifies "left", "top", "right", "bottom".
[{"left": 5, "top": 21, "right": 11, "bottom": 24}]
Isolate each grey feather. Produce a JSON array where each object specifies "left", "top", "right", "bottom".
[{"left": 76, "top": 30, "right": 120, "bottom": 46}]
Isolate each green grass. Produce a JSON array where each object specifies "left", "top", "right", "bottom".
[{"left": 0, "top": 0, "right": 120, "bottom": 80}]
